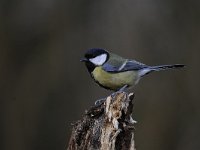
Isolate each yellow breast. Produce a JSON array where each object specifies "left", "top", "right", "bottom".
[{"left": 92, "top": 66, "right": 139, "bottom": 90}]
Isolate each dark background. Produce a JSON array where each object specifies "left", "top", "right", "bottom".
[{"left": 1, "top": 0, "right": 200, "bottom": 150}]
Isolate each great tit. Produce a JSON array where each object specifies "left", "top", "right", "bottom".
[{"left": 81, "top": 48, "right": 184, "bottom": 91}]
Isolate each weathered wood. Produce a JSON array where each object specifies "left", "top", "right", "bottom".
[{"left": 67, "top": 92, "right": 136, "bottom": 150}]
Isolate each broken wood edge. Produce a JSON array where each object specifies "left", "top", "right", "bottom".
[{"left": 67, "top": 92, "right": 136, "bottom": 150}]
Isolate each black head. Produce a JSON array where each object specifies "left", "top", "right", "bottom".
[
  {"left": 80, "top": 48, "right": 109, "bottom": 72},
  {"left": 81, "top": 48, "right": 109, "bottom": 65}
]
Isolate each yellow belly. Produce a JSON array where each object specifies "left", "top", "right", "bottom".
[{"left": 92, "top": 66, "right": 139, "bottom": 90}]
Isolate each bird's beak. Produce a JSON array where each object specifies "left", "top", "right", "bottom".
[{"left": 80, "top": 58, "right": 88, "bottom": 62}]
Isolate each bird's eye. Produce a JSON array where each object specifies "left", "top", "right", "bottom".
[{"left": 85, "top": 54, "right": 93, "bottom": 59}]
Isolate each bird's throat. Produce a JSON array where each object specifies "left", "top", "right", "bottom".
[{"left": 85, "top": 62, "right": 96, "bottom": 73}]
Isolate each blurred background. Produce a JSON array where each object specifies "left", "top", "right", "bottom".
[{"left": 0, "top": 0, "right": 200, "bottom": 150}]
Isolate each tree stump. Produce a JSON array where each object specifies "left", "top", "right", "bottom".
[{"left": 67, "top": 92, "right": 136, "bottom": 150}]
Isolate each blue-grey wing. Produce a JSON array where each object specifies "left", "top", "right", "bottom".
[{"left": 102, "top": 60, "right": 148, "bottom": 73}]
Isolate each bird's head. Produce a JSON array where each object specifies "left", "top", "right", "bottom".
[{"left": 80, "top": 48, "right": 109, "bottom": 67}]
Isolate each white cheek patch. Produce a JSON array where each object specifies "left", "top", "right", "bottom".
[{"left": 89, "top": 54, "right": 107, "bottom": 66}]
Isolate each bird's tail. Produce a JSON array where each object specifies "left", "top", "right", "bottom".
[{"left": 149, "top": 64, "right": 185, "bottom": 71}]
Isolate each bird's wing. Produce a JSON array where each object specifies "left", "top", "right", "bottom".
[{"left": 102, "top": 59, "right": 148, "bottom": 73}]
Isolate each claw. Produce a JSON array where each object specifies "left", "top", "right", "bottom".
[
  {"left": 95, "top": 85, "right": 128, "bottom": 106},
  {"left": 95, "top": 98, "right": 106, "bottom": 106}
]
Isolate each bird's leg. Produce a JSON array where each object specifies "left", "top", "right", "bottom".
[
  {"left": 119, "top": 84, "right": 129, "bottom": 92},
  {"left": 95, "top": 85, "right": 128, "bottom": 106},
  {"left": 111, "top": 85, "right": 128, "bottom": 98}
]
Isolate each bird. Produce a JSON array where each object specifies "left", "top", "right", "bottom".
[{"left": 80, "top": 48, "right": 184, "bottom": 92}]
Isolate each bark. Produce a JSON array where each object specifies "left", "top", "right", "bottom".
[{"left": 67, "top": 92, "right": 136, "bottom": 150}]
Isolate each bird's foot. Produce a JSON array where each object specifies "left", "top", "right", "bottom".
[
  {"left": 111, "top": 85, "right": 128, "bottom": 98},
  {"left": 95, "top": 98, "right": 106, "bottom": 106},
  {"left": 95, "top": 85, "right": 128, "bottom": 106}
]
